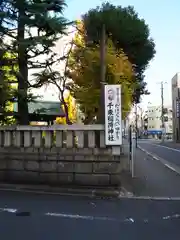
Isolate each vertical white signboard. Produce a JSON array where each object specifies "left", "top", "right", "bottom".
[{"left": 104, "top": 85, "right": 122, "bottom": 145}]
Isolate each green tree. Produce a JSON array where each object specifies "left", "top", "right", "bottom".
[
  {"left": 82, "top": 2, "right": 155, "bottom": 102},
  {"left": 69, "top": 23, "right": 135, "bottom": 123},
  {"left": 0, "top": 0, "right": 68, "bottom": 124}
]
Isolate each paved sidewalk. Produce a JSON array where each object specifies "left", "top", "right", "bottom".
[{"left": 132, "top": 148, "right": 180, "bottom": 197}]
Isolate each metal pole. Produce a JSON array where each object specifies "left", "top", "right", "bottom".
[
  {"left": 132, "top": 133, "right": 135, "bottom": 178},
  {"left": 129, "top": 125, "right": 132, "bottom": 171},
  {"left": 161, "top": 81, "right": 165, "bottom": 142},
  {"left": 99, "top": 24, "right": 106, "bottom": 124},
  {"left": 140, "top": 110, "right": 143, "bottom": 137},
  {"left": 135, "top": 104, "right": 138, "bottom": 148}
]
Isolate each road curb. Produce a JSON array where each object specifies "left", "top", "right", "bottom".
[{"left": 0, "top": 183, "right": 122, "bottom": 199}]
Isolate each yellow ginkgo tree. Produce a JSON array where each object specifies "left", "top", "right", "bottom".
[
  {"left": 56, "top": 90, "right": 77, "bottom": 124},
  {"left": 0, "top": 49, "right": 17, "bottom": 125},
  {"left": 68, "top": 20, "right": 135, "bottom": 123}
]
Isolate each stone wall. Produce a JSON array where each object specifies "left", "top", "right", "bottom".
[
  {"left": 0, "top": 147, "right": 127, "bottom": 187},
  {"left": 0, "top": 125, "right": 130, "bottom": 187}
]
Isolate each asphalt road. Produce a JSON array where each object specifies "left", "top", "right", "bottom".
[
  {"left": 133, "top": 147, "right": 180, "bottom": 197},
  {"left": 1, "top": 191, "right": 180, "bottom": 239},
  {"left": 138, "top": 140, "right": 180, "bottom": 168}
]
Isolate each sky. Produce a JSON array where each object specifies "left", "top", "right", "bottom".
[{"left": 61, "top": 0, "right": 180, "bottom": 109}]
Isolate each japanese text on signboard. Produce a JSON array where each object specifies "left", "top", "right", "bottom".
[{"left": 105, "top": 85, "right": 122, "bottom": 145}]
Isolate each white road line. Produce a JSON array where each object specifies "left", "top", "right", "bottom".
[
  {"left": 143, "top": 142, "right": 180, "bottom": 153},
  {"left": 119, "top": 195, "right": 177, "bottom": 200},
  {"left": 45, "top": 211, "right": 180, "bottom": 223},
  {"left": 0, "top": 208, "right": 17, "bottom": 213},
  {"left": 138, "top": 145, "right": 180, "bottom": 175},
  {"left": 45, "top": 212, "right": 116, "bottom": 221},
  {"left": 0, "top": 206, "right": 180, "bottom": 223},
  {"left": 164, "top": 164, "right": 176, "bottom": 172}
]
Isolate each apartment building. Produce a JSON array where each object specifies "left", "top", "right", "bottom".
[
  {"left": 145, "top": 105, "right": 172, "bottom": 136},
  {"left": 171, "top": 73, "right": 180, "bottom": 142}
]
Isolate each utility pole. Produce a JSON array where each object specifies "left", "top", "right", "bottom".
[
  {"left": 99, "top": 24, "right": 106, "bottom": 124},
  {"left": 161, "top": 81, "right": 165, "bottom": 142}
]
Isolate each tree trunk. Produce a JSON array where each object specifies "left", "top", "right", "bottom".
[
  {"left": 61, "top": 92, "right": 71, "bottom": 125},
  {"left": 17, "top": 0, "right": 29, "bottom": 125}
]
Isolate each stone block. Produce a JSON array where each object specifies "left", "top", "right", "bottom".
[
  {"left": 113, "top": 155, "right": 121, "bottom": 162},
  {"left": 74, "top": 163, "right": 92, "bottom": 173},
  {"left": 64, "top": 155, "right": 74, "bottom": 161},
  {"left": 39, "top": 148, "right": 50, "bottom": 153},
  {"left": 93, "top": 163, "right": 120, "bottom": 174},
  {"left": 23, "top": 153, "right": 39, "bottom": 161},
  {"left": 57, "top": 155, "right": 66, "bottom": 161},
  {"left": 74, "top": 174, "right": 109, "bottom": 186},
  {"left": 50, "top": 147, "right": 58, "bottom": 153},
  {"left": 7, "top": 147, "right": 24, "bottom": 153},
  {"left": 57, "top": 162, "right": 74, "bottom": 173},
  {"left": 0, "top": 153, "right": 5, "bottom": 160},
  {"left": 58, "top": 148, "right": 74, "bottom": 155},
  {"left": 40, "top": 161, "right": 57, "bottom": 172},
  {"left": 83, "top": 155, "right": 96, "bottom": 161},
  {"left": 26, "top": 161, "right": 39, "bottom": 171},
  {"left": 8, "top": 170, "right": 39, "bottom": 182},
  {"left": 80, "top": 148, "right": 93, "bottom": 155},
  {"left": 39, "top": 173, "right": 58, "bottom": 183},
  {"left": 0, "top": 148, "right": 9, "bottom": 153},
  {"left": 93, "top": 148, "right": 111, "bottom": 155},
  {"left": 58, "top": 148, "right": 93, "bottom": 156},
  {"left": 96, "top": 155, "right": 111, "bottom": 162},
  {"left": 10, "top": 153, "right": 25, "bottom": 160},
  {"left": 0, "top": 159, "right": 7, "bottom": 170},
  {"left": 38, "top": 153, "right": 47, "bottom": 161},
  {"left": 0, "top": 171, "right": 6, "bottom": 180},
  {"left": 74, "top": 155, "right": 85, "bottom": 161},
  {"left": 57, "top": 173, "right": 73, "bottom": 184},
  {"left": 110, "top": 174, "right": 121, "bottom": 186},
  {"left": 46, "top": 153, "right": 58, "bottom": 161},
  {"left": 9, "top": 160, "right": 24, "bottom": 170},
  {"left": 24, "top": 147, "right": 34, "bottom": 153},
  {"left": 23, "top": 171, "right": 40, "bottom": 182}
]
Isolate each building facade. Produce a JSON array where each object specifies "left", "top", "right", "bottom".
[
  {"left": 144, "top": 105, "right": 172, "bottom": 137},
  {"left": 171, "top": 73, "right": 180, "bottom": 142}
]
